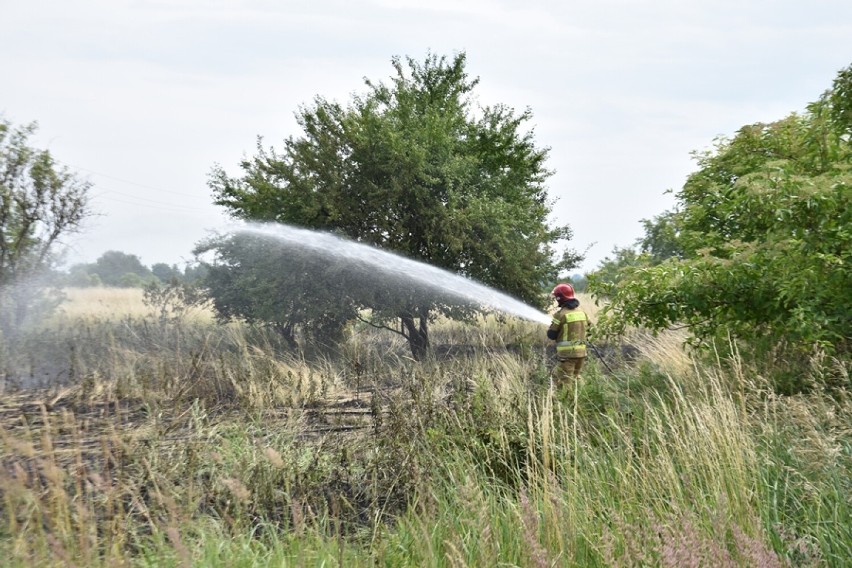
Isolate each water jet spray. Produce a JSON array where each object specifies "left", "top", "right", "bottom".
[{"left": 230, "top": 222, "right": 552, "bottom": 325}]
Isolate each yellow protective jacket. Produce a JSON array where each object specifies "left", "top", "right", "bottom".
[{"left": 549, "top": 306, "right": 588, "bottom": 360}]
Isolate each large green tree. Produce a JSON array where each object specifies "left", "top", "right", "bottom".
[
  {"left": 204, "top": 52, "right": 579, "bottom": 358},
  {"left": 0, "top": 119, "right": 91, "bottom": 334},
  {"left": 591, "top": 64, "right": 852, "bottom": 358}
]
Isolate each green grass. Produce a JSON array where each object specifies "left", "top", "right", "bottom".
[{"left": 0, "top": 295, "right": 849, "bottom": 566}]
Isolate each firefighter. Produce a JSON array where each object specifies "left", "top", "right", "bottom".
[{"left": 547, "top": 283, "right": 589, "bottom": 391}]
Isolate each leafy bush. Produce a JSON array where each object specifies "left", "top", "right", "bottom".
[{"left": 592, "top": 64, "right": 852, "bottom": 387}]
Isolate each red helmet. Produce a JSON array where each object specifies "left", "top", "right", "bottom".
[{"left": 552, "top": 283, "right": 575, "bottom": 302}]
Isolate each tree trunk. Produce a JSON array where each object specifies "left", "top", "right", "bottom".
[
  {"left": 400, "top": 308, "right": 430, "bottom": 361},
  {"left": 272, "top": 321, "right": 298, "bottom": 350}
]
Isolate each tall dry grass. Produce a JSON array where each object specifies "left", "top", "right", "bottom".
[
  {"left": 56, "top": 287, "right": 215, "bottom": 323},
  {"left": 0, "top": 288, "right": 848, "bottom": 566}
]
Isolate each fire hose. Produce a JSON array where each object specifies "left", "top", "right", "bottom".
[{"left": 587, "top": 341, "right": 617, "bottom": 377}]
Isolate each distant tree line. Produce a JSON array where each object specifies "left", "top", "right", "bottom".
[{"left": 58, "top": 250, "right": 208, "bottom": 288}]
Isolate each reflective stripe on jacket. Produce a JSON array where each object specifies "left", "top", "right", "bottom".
[{"left": 549, "top": 307, "right": 588, "bottom": 359}]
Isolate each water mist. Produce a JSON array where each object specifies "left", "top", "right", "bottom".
[{"left": 232, "top": 222, "right": 552, "bottom": 325}]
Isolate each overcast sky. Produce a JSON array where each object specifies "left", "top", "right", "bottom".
[{"left": 2, "top": 1, "right": 851, "bottom": 273}]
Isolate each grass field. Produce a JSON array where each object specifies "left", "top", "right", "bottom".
[
  {"left": 0, "top": 288, "right": 849, "bottom": 566},
  {"left": 55, "top": 287, "right": 216, "bottom": 323}
]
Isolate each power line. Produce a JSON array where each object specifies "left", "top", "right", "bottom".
[
  {"left": 90, "top": 189, "right": 214, "bottom": 213},
  {"left": 55, "top": 159, "right": 205, "bottom": 199},
  {"left": 46, "top": 159, "right": 217, "bottom": 212}
]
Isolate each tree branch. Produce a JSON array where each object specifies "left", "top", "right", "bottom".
[
  {"left": 355, "top": 314, "right": 408, "bottom": 339},
  {"left": 667, "top": 319, "right": 712, "bottom": 331}
]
